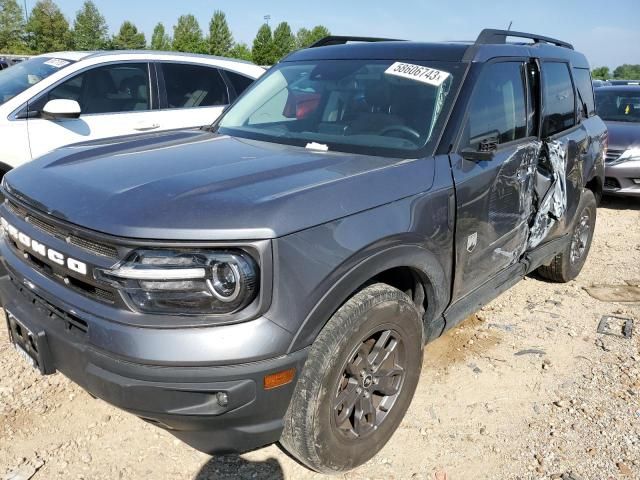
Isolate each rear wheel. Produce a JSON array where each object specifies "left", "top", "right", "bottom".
[
  {"left": 537, "top": 189, "right": 597, "bottom": 282},
  {"left": 280, "top": 283, "right": 423, "bottom": 473}
]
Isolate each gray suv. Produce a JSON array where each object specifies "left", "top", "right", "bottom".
[{"left": 0, "top": 30, "right": 605, "bottom": 473}]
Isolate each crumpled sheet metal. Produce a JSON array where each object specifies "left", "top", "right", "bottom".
[{"left": 528, "top": 140, "right": 567, "bottom": 249}]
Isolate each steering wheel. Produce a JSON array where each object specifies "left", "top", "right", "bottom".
[{"left": 378, "top": 125, "right": 421, "bottom": 141}]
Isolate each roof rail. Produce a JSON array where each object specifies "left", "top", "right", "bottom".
[
  {"left": 309, "top": 35, "right": 404, "bottom": 48},
  {"left": 475, "top": 29, "right": 574, "bottom": 50}
]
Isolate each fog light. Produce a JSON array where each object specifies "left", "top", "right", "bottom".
[
  {"left": 633, "top": 179, "right": 640, "bottom": 185},
  {"left": 216, "top": 392, "right": 229, "bottom": 407},
  {"left": 264, "top": 368, "right": 296, "bottom": 390}
]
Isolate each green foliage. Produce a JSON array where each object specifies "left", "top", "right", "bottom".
[
  {"left": 72, "top": 1, "right": 108, "bottom": 50},
  {"left": 172, "top": 14, "right": 206, "bottom": 53},
  {"left": 612, "top": 64, "right": 640, "bottom": 80},
  {"left": 272, "top": 21, "right": 295, "bottom": 60},
  {"left": 150, "top": 22, "right": 171, "bottom": 51},
  {"left": 591, "top": 66, "right": 610, "bottom": 80},
  {"left": 208, "top": 10, "right": 233, "bottom": 57},
  {"left": 295, "top": 25, "right": 330, "bottom": 49},
  {"left": 229, "top": 42, "right": 251, "bottom": 61},
  {"left": 252, "top": 23, "right": 274, "bottom": 65},
  {"left": 111, "top": 21, "right": 146, "bottom": 50},
  {"left": 26, "top": 0, "right": 72, "bottom": 53},
  {"left": 0, "top": 0, "right": 26, "bottom": 53}
]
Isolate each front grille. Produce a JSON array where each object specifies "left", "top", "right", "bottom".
[
  {"left": 604, "top": 177, "right": 621, "bottom": 190},
  {"left": 605, "top": 149, "right": 625, "bottom": 163},
  {"left": 7, "top": 200, "right": 118, "bottom": 259}
]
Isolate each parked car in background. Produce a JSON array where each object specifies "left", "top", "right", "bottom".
[
  {"left": 595, "top": 85, "right": 640, "bottom": 196},
  {"left": 608, "top": 79, "right": 640, "bottom": 86},
  {"left": 0, "top": 59, "right": 9, "bottom": 71},
  {"left": 592, "top": 79, "right": 611, "bottom": 88},
  {"left": 0, "top": 51, "right": 264, "bottom": 178}
]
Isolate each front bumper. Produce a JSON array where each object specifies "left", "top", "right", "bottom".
[
  {"left": 604, "top": 159, "right": 640, "bottom": 197},
  {"left": 0, "top": 271, "right": 308, "bottom": 454}
]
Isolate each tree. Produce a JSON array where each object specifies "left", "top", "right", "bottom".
[
  {"left": 150, "top": 22, "right": 171, "bottom": 50},
  {"left": 111, "top": 21, "right": 146, "bottom": 50},
  {"left": 612, "top": 64, "right": 640, "bottom": 80},
  {"left": 272, "top": 21, "right": 295, "bottom": 61},
  {"left": 229, "top": 42, "right": 251, "bottom": 61},
  {"left": 252, "top": 23, "right": 274, "bottom": 65},
  {"left": 172, "top": 14, "right": 205, "bottom": 53},
  {"left": 296, "top": 25, "right": 330, "bottom": 49},
  {"left": 591, "top": 66, "right": 610, "bottom": 80},
  {"left": 208, "top": 10, "right": 233, "bottom": 57},
  {"left": 26, "top": 0, "right": 72, "bottom": 53},
  {"left": 72, "top": 1, "right": 108, "bottom": 50},
  {"left": 0, "top": 0, "right": 27, "bottom": 53}
]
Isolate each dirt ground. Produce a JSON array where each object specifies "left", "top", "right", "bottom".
[{"left": 1, "top": 196, "right": 639, "bottom": 480}]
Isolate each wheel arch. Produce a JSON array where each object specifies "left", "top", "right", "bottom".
[{"left": 286, "top": 244, "right": 450, "bottom": 353}]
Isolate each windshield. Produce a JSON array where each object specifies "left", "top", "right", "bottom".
[
  {"left": 0, "top": 56, "right": 74, "bottom": 105},
  {"left": 595, "top": 89, "right": 640, "bottom": 123},
  {"left": 218, "top": 59, "right": 464, "bottom": 157}
]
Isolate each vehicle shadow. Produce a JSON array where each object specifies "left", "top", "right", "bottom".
[
  {"left": 599, "top": 195, "right": 640, "bottom": 211},
  {"left": 194, "top": 455, "right": 285, "bottom": 480}
]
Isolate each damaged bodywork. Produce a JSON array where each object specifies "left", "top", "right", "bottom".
[{"left": 528, "top": 139, "right": 568, "bottom": 248}]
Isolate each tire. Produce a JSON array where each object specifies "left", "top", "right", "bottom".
[
  {"left": 537, "top": 189, "right": 597, "bottom": 283},
  {"left": 280, "top": 283, "right": 423, "bottom": 473}
]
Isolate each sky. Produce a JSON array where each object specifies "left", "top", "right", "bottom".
[{"left": 35, "top": 0, "right": 640, "bottom": 69}]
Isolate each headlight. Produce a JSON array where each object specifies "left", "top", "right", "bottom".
[
  {"left": 619, "top": 147, "right": 640, "bottom": 162},
  {"left": 96, "top": 249, "right": 258, "bottom": 315}
]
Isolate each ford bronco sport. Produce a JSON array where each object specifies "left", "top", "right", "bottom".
[{"left": 0, "top": 30, "right": 605, "bottom": 473}]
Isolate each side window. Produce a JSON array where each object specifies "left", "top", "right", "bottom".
[
  {"left": 572, "top": 67, "right": 596, "bottom": 118},
  {"left": 224, "top": 70, "right": 255, "bottom": 96},
  {"left": 45, "top": 63, "right": 150, "bottom": 115},
  {"left": 463, "top": 62, "right": 527, "bottom": 150},
  {"left": 541, "top": 62, "right": 575, "bottom": 137},
  {"left": 161, "top": 63, "right": 229, "bottom": 108}
]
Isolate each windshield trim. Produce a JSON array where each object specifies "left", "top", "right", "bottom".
[{"left": 214, "top": 59, "right": 466, "bottom": 159}]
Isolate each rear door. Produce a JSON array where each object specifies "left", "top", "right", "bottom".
[
  {"left": 528, "top": 61, "right": 584, "bottom": 248},
  {"left": 154, "top": 62, "right": 231, "bottom": 130},
  {"left": 449, "top": 60, "right": 541, "bottom": 300},
  {"left": 26, "top": 62, "right": 158, "bottom": 159}
]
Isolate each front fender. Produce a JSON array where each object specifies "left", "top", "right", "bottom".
[{"left": 264, "top": 185, "right": 454, "bottom": 354}]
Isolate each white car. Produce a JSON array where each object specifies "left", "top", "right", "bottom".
[{"left": 0, "top": 51, "right": 264, "bottom": 176}]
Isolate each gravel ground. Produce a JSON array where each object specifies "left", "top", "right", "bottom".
[{"left": 1, "top": 196, "right": 639, "bottom": 480}]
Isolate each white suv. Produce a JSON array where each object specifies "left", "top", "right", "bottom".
[{"left": 0, "top": 51, "right": 264, "bottom": 176}]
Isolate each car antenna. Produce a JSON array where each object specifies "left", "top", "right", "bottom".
[{"left": 507, "top": 21, "right": 513, "bottom": 31}]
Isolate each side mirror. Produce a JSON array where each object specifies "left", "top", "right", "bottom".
[
  {"left": 42, "top": 99, "right": 81, "bottom": 120},
  {"left": 461, "top": 135, "right": 499, "bottom": 162}
]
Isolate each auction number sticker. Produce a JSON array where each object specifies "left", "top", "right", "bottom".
[
  {"left": 385, "top": 62, "right": 450, "bottom": 87},
  {"left": 43, "top": 58, "right": 70, "bottom": 69}
]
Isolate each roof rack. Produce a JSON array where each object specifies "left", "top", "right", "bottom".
[
  {"left": 475, "top": 29, "right": 574, "bottom": 50},
  {"left": 309, "top": 36, "right": 404, "bottom": 48}
]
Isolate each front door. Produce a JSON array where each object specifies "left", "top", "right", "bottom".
[
  {"left": 450, "top": 61, "right": 541, "bottom": 301},
  {"left": 26, "top": 62, "right": 159, "bottom": 159}
]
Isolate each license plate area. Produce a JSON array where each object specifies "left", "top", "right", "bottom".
[{"left": 5, "top": 310, "right": 55, "bottom": 375}]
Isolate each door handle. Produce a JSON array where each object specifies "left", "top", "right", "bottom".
[{"left": 134, "top": 123, "right": 160, "bottom": 132}]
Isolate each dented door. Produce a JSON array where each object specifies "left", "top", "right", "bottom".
[{"left": 449, "top": 61, "right": 541, "bottom": 301}]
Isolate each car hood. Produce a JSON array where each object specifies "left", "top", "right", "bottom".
[
  {"left": 605, "top": 121, "right": 640, "bottom": 151},
  {"left": 4, "top": 130, "right": 435, "bottom": 240}
]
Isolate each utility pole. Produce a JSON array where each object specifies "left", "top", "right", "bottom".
[{"left": 264, "top": 15, "right": 271, "bottom": 26}]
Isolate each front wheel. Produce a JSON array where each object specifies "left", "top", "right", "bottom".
[
  {"left": 537, "top": 189, "right": 597, "bottom": 282},
  {"left": 280, "top": 284, "right": 423, "bottom": 473}
]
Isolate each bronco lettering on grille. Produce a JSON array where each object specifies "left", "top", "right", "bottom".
[{"left": 1, "top": 217, "right": 88, "bottom": 276}]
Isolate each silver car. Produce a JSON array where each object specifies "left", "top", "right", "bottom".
[{"left": 595, "top": 85, "right": 640, "bottom": 197}]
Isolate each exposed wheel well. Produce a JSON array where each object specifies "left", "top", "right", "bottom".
[
  {"left": 368, "top": 266, "right": 428, "bottom": 317},
  {"left": 585, "top": 176, "right": 603, "bottom": 205}
]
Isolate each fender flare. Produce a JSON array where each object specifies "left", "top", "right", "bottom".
[{"left": 286, "top": 244, "right": 450, "bottom": 353}]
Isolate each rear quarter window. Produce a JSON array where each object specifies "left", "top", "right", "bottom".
[
  {"left": 225, "top": 71, "right": 255, "bottom": 96},
  {"left": 572, "top": 67, "right": 596, "bottom": 118}
]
